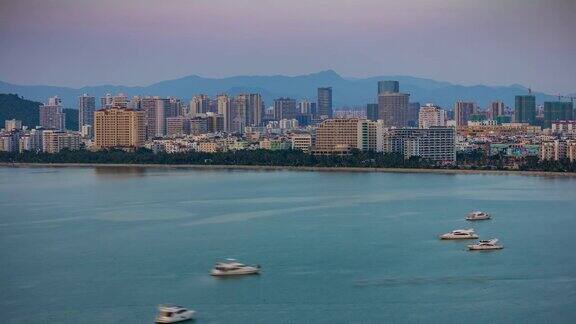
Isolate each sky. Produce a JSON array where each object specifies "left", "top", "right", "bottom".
[{"left": 0, "top": 0, "right": 575, "bottom": 94}]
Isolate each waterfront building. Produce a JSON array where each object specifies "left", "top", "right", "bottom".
[
  {"left": 358, "top": 119, "right": 384, "bottom": 152},
  {"left": 515, "top": 95, "right": 536, "bottom": 125},
  {"left": 317, "top": 87, "right": 333, "bottom": 119},
  {"left": 291, "top": 134, "right": 314, "bottom": 153},
  {"left": 4, "top": 119, "right": 22, "bottom": 132},
  {"left": 314, "top": 118, "right": 361, "bottom": 154},
  {"left": 454, "top": 101, "right": 475, "bottom": 126},
  {"left": 273, "top": 98, "right": 298, "bottom": 120},
  {"left": 366, "top": 103, "right": 378, "bottom": 121},
  {"left": 0, "top": 131, "right": 20, "bottom": 152},
  {"left": 78, "top": 94, "right": 96, "bottom": 133},
  {"left": 378, "top": 80, "right": 399, "bottom": 94},
  {"left": 540, "top": 140, "right": 567, "bottom": 161},
  {"left": 543, "top": 101, "right": 574, "bottom": 129},
  {"left": 42, "top": 130, "right": 81, "bottom": 153},
  {"left": 94, "top": 107, "right": 146, "bottom": 149},
  {"left": 378, "top": 92, "right": 409, "bottom": 127},
  {"left": 39, "top": 96, "right": 66, "bottom": 130},
  {"left": 19, "top": 129, "right": 43, "bottom": 152},
  {"left": 419, "top": 104, "right": 446, "bottom": 128},
  {"left": 383, "top": 127, "right": 456, "bottom": 163}
]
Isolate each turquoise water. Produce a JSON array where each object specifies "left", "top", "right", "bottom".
[{"left": 1, "top": 167, "right": 575, "bottom": 323}]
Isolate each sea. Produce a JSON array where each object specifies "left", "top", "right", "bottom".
[{"left": 0, "top": 166, "right": 575, "bottom": 323}]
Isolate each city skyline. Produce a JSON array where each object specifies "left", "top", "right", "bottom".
[{"left": 0, "top": 0, "right": 575, "bottom": 94}]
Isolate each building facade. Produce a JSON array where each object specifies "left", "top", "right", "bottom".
[
  {"left": 378, "top": 92, "right": 409, "bottom": 127},
  {"left": 317, "top": 87, "right": 333, "bottom": 119},
  {"left": 78, "top": 94, "right": 96, "bottom": 132},
  {"left": 515, "top": 95, "right": 536, "bottom": 125},
  {"left": 39, "top": 96, "right": 66, "bottom": 130},
  {"left": 94, "top": 108, "right": 146, "bottom": 149},
  {"left": 419, "top": 104, "right": 446, "bottom": 128},
  {"left": 454, "top": 101, "right": 475, "bottom": 126}
]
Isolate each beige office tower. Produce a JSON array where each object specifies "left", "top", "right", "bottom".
[
  {"left": 141, "top": 97, "right": 169, "bottom": 138},
  {"left": 94, "top": 108, "right": 146, "bottom": 149},
  {"left": 419, "top": 104, "right": 447, "bottom": 128},
  {"left": 217, "top": 94, "right": 231, "bottom": 132},
  {"left": 378, "top": 92, "right": 409, "bottom": 127}
]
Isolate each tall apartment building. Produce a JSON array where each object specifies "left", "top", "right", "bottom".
[
  {"left": 4, "top": 119, "right": 22, "bottom": 132},
  {"left": 39, "top": 96, "right": 66, "bottom": 130},
  {"left": 246, "top": 93, "right": 264, "bottom": 127},
  {"left": 299, "top": 100, "right": 313, "bottom": 115},
  {"left": 366, "top": 103, "right": 378, "bottom": 121},
  {"left": 166, "top": 116, "right": 191, "bottom": 136},
  {"left": 540, "top": 140, "right": 572, "bottom": 161},
  {"left": 378, "top": 92, "right": 409, "bottom": 127},
  {"left": 543, "top": 101, "right": 574, "bottom": 129},
  {"left": 291, "top": 134, "right": 315, "bottom": 153},
  {"left": 273, "top": 98, "right": 298, "bottom": 120},
  {"left": 317, "top": 87, "right": 333, "bottom": 119},
  {"left": 78, "top": 94, "right": 96, "bottom": 132},
  {"left": 515, "top": 95, "right": 536, "bottom": 125},
  {"left": 419, "top": 104, "right": 446, "bottom": 128},
  {"left": 407, "top": 102, "right": 420, "bottom": 127},
  {"left": 206, "top": 114, "right": 225, "bottom": 133},
  {"left": 100, "top": 94, "right": 113, "bottom": 108},
  {"left": 190, "top": 94, "right": 211, "bottom": 116},
  {"left": 141, "top": 97, "right": 169, "bottom": 138},
  {"left": 454, "top": 101, "right": 475, "bottom": 126},
  {"left": 378, "top": 81, "right": 399, "bottom": 94},
  {"left": 383, "top": 127, "right": 456, "bottom": 163},
  {"left": 217, "top": 94, "right": 231, "bottom": 132},
  {"left": 94, "top": 108, "right": 146, "bottom": 149},
  {"left": 42, "top": 130, "right": 80, "bottom": 153},
  {"left": 230, "top": 94, "right": 248, "bottom": 133},
  {"left": 489, "top": 101, "right": 505, "bottom": 119}
]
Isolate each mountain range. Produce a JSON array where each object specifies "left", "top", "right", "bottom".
[{"left": 0, "top": 70, "right": 563, "bottom": 109}]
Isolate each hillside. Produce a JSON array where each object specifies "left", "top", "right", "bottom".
[
  {"left": 0, "top": 70, "right": 561, "bottom": 109},
  {"left": 0, "top": 93, "right": 78, "bottom": 131}
]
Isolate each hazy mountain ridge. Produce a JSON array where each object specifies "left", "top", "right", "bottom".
[{"left": 0, "top": 70, "right": 560, "bottom": 109}]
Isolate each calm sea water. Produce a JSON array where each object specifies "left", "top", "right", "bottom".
[{"left": 0, "top": 166, "right": 575, "bottom": 323}]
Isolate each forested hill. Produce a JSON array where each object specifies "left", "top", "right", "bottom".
[{"left": 0, "top": 93, "right": 78, "bottom": 131}]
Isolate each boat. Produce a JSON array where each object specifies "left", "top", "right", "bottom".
[
  {"left": 210, "top": 259, "right": 261, "bottom": 276},
  {"left": 468, "top": 239, "right": 503, "bottom": 251},
  {"left": 439, "top": 228, "right": 479, "bottom": 240},
  {"left": 155, "top": 305, "right": 195, "bottom": 323},
  {"left": 466, "top": 211, "right": 491, "bottom": 221}
]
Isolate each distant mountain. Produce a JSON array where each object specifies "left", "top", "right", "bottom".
[
  {"left": 0, "top": 70, "right": 560, "bottom": 109},
  {"left": 0, "top": 93, "right": 78, "bottom": 130}
]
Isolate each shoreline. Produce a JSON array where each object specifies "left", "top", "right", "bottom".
[{"left": 1, "top": 162, "right": 575, "bottom": 177}]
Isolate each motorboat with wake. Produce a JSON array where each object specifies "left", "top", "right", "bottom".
[
  {"left": 210, "top": 259, "right": 261, "bottom": 276},
  {"left": 466, "top": 211, "right": 491, "bottom": 221},
  {"left": 440, "top": 228, "right": 479, "bottom": 240},
  {"left": 155, "top": 305, "right": 195, "bottom": 323},
  {"left": 468, "top": 239, "right": 503, "bottom": 251}
]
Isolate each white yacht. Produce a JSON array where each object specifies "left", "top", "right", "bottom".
[
  {"left": 210, "top": 259, "right": 261, "bottom": 276},
  {"left": 155, "top": 305, "right": 195, "bottom": 323},
  {"left": 468, "top": 239, "right": 503, "bottom": 251},
  {"left": 440, "top": 228, "right": 479, "bottom": 240},
  {"left": 466, "top": 211, "right": 491, "bottom": 221}
]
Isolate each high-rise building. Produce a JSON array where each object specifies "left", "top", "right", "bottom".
[
  {"left": 42, "top": 130, "right": 81, "bottom": 153},
  {"left": 299, "top": 100, "right": 313, "bottom": 115},
  {"left": 378, "top": 92, "right": 409, "bottom": 127},
  {"left": 101, "top": 94, "right": 113, "bottom": 109},
  {"left": 366, "top": 103, "right": 378, "bottom": 121},
  {"left": 407, "top": 102, "right": 420, "bottom": 127},
  {"left": 141, "top": 97, "right": 169, "bottom": 138},
  {"left": 190, "top": 117, "right": 209, "bottom": 135},
  {"left": 217, "top": 94, "right": 231, "bottom": 132},
  {"left": 39, "top": 96, "right": 66, "bottom": 130},
  {"left": 166, "top": 117, "right": 191, "bottom": 136},
  {"left": 454, "top": 101, "right": 475, "bottom": 126},
  {"left": 378, "top": 81, "right": 399, "bottom": 94},
  {"left": 489, "top": 101, "right": 505, "bottom": 119},
  {"left": 273, "top": 98, "right": 298, "bottom": 120},
  {"left": 543, "top": 101, "right": 574, "bottom": 129},
  {"left": 206, "top": 114, "right": 225, "bottom": 133},
  {"left": 317, "top": 87, "right": 333, "bottom": 119},
  {"left": 419, "top": 104, "right": 447, "bottom": 128},
  {"left": 246, "top": 93, "right": 264, "bottom": 127},
  {"left": 230, "top": 94, "right": 248, "bottom": 133},
  {"left": 515, "top": 95, "right": 536, "bottom": 125},
  {"left": 190, "top": 94, "right": 211, "bottom": 116},
  {"left": 4, "top": 119, "right": 22, "bottom": 132},
  {"left": 78, "top": 94, "right": 96, "bottom": 133},
  {"left": 94, "top": 107, "right": 146, "bottom": 149}
]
